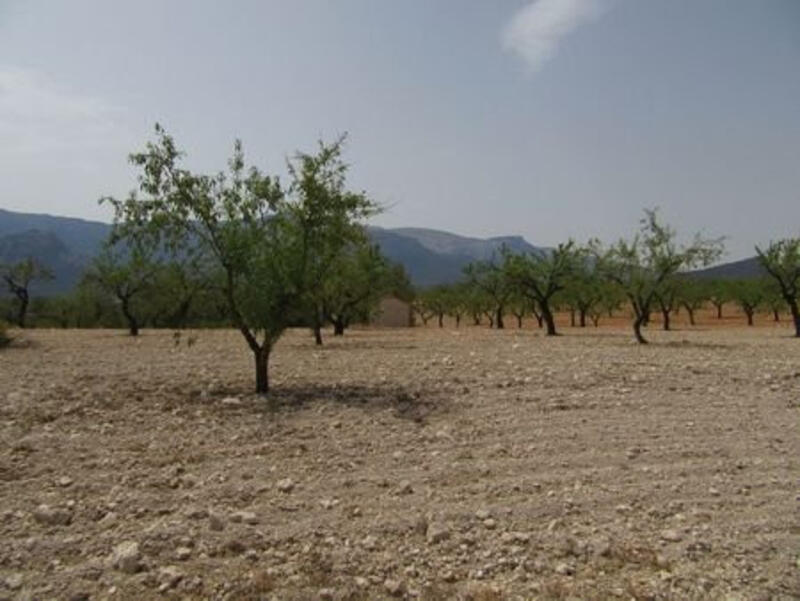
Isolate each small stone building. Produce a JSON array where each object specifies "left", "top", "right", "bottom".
[{"left": 371, "top": 296, "right": 413, "bottom": 327}]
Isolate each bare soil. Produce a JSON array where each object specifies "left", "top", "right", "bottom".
[{"left": 1, "top": 325, "right": 798, "bottom": 601}]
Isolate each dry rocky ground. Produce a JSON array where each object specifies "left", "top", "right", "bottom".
[{"left": 0, "top": 325, "right": 798, "bottom": 601}]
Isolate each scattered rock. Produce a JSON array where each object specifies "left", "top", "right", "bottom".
[
  {"left": 362, "top": 535, "right": 378, "bottom": 551},
  {"left": 230, "top": 511, "right": 258, "bottom": 525},
  {"left": 398, "top": 480, "right": 413, "bottom": 495},
  {"left": 414, "top": 515, "right": 428, "bottom": 536},
  {"left": 475, "top": 509, "right": 491, "bottom": 520},
  {"left": 319, "top": 588, "right": 335, "bottom": 601},
  {"left": 176, "top": 546, "right": 192, "bottom": 561},
  {"left": 57, "top": 476, "right": 73, "bottom": 487},
  {"left": 33, "top": 504, "right": 72, "bottom": 526},
  {"left": 426, "top": 523, "right": 450, "bottom": 544},
  {"left": 109, "top": 541, "right": 141, "bottom": 574},
  {"left": 157, "top": 566, "right": 183, "bottom": 591},
  {"left": 483, "top": 518, "right": 497, "bottom": 530},
  {"left": 221, "top": 396, "right": 241, "bottom": 406},
  {"left": 209, "top": 513, "right": 225, "bottom": 531},
  {"left": 186, "top": 507, "right": 209, "bottom": 520},
  {"left": 384, "top": 578, "right": 406, "bottom": 597},
  {"left": 661, "top": 529, "right": 683, "bottom": 543},
  {"left": 555, "top": 562, "right": 574, "bottom": 576},
  {"left": 276, "top": 478, "right": 295, "bottom": 493},
  {"left": 5, "top": 573, "right": 23, "bottom": 591}
]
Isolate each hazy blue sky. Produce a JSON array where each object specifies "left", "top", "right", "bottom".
[{"left": 1, "top": 0, "right": 798, "bottom": 259}]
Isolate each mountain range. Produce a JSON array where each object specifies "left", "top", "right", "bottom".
[
  {"left": 0, "top": 208, "right": 545, "bottom": 294},
  {"left": 0, "top": 208, "right": 764, "bottom": 295}
]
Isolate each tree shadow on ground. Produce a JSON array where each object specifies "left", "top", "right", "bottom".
[
  {"left": 283, "top": 337, "right": 420, "bottom": 352},
  {"left": 199, "top": 382, "right": 450, "bottom": 424}
]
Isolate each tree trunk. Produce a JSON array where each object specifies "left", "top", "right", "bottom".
[
  {"left": 633, "top": 314, "right": 648, "bottom": 344},
  {"left": 773, "top": 309, "right": 780, "bottom": 322},
  {"left": 455, "top": 314, "right": 461, "bottom": 328},
  {"left": 579, "top": 308, "right": 587, "bottom": 328},
  {"left": 15, "top": 292, "right": 29, "bottom": 328},
  {"left": 591, "top": 315, "right": 600, "bottom": 327},
  {"left": 661, "top": 309, "right": 670, "bottom": 331},
  {"left": 715, "top": 303, "right": 723, "bottom": 319},
  {"left": 788, "top": 299, "right": 800, "bottom": 337},
  {"left": 495, "top": 308, "right": 504, "bottom": 329},
  {"left": 516, "top": 314, "right": 523, "bottom": 328},
  {"left": 254, "top": 347, "right": 269, "bottom": 394},
  {"left": 438, "top": 313, "right": 444, "bottom": 328},
  {"left": 120, "top": 297, "right": 139, "bottom": 336},
  {"left": 535, "top": 314, "right": 543, "bottom": 328},
  {"left": 569, "top": 309, "right": 575, "bottom": 327},
  {"left": 313, "top": 323, "right": 323, "bottom": 346},
  {"left": 541, "top": 303, "right": 557, "bottom": 336},
  {"left": 472, "top": 314, "right": 480, "bottom": 326},
  {"left": 686, "top": 307, "right": 696, "bottom": 326},
  {"left": 745, "top": 308, "right": 754, "bottom": 326},
  {"left": 333, "top": 318, "right": 345, "bottom": 336}
]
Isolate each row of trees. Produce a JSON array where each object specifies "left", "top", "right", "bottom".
[
  {"left": 414, "top": 211, "right": 800, "bottom": 342},
  {"left": 3, "top": 128, "right": 800, "bottom": 392},
  {"left": 416, "top": 272, "right": 791, "bottom": 331}
]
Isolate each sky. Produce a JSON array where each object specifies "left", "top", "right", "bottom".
[{"left": 1, "top": 0, "right": 799, "bottom": 261}]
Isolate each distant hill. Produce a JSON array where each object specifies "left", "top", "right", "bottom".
[
  {"left": 0, "top": 209, "right": 109, "bottom": 259},
  {"left": 0, "top": 228, "right": 85, "bottom": 295},
  {"left": 691, "top": 256, "right": 766, "bottom": 280},
  {"left": 0, "top": 207, "right": 769, "bottom": 294},
  {"left": 368, "top": 227, "right": 543, "bottom": 287},
  {"left": 0, "top": 208, "right": 544, "bottom": 293}
]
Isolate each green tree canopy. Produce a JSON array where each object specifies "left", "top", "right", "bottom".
[
  {"left": 594, "top": 209, "right": 723, "bottom": 344},
  {"left": 103, "top": 125, "right": 376, "bottom": 393},
  {"left": 1, "top": 257, "right": 53, "bottom": 328},
  {"left": 756, "top": 238, "right": 800, "bottom": 336}
]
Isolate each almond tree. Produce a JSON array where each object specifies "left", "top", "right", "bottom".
[
  {"left": 103, "top": 125, "right": 375, "bottom": 393},
  {"left": 707, "top": 280, "right": 730, "bottom": 320},
  {"left": 654, "top": 279, "right": 679, "bottom": 331},
  {"left": 463, "top": 259, "right": 513, "bottom": 329},
  {"left": 729, "top": 279, "right": 763, "bottom": 326},
  {"left": 419, "top": 285, "right": 452, "bottom": 328},
  {"left": 762, "top": 281, "right": 785, "bottom": 322},
  {"left": 321, "top": 244, "right": 402, "bottom": 336},
  {"left": 502, "top": 241, "right": 582, "bottom": 336},
  {"left": 84, "top": 242, "right": 158, "bottom": 336},
  {"left": 290, "top": 136, "right": 378, "bottom": 346},
  {"left": 594, "top": 210, "right": 723, "bottom": 344},
  {"left": 756, "top": 238, "right": 800, "bottom": 336},
  {"left": 1, "top": 258, "right": 53, "bottom": 328},
  {"left": 561, "top": 258, "right": 605, "bottom": 328},
  {"left": 679, "top": 279, "right": 708, "bottom": 326}
]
